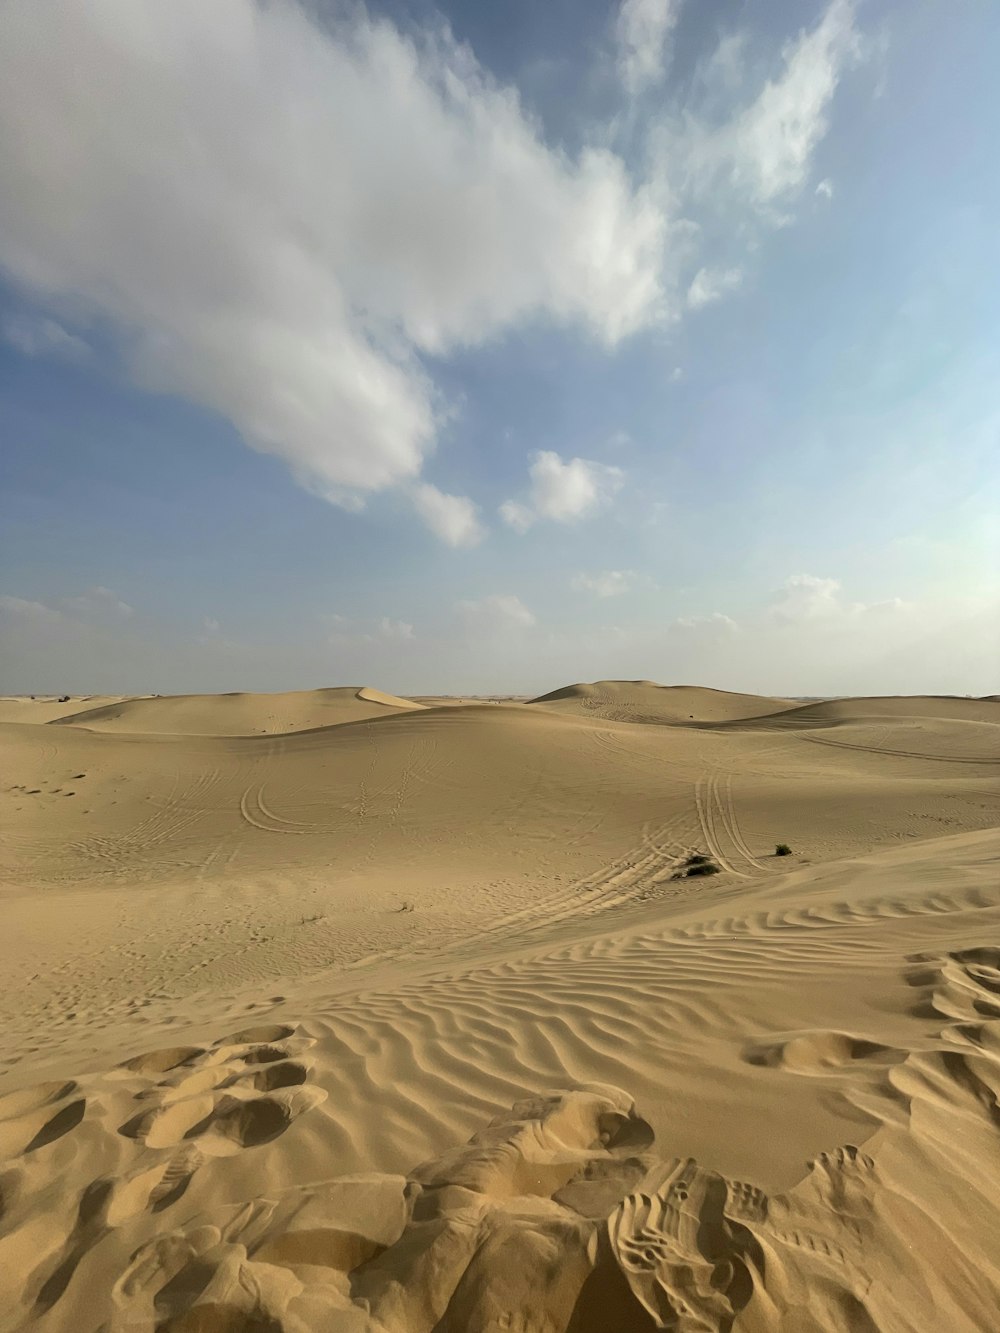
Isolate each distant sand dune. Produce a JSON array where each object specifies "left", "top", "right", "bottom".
[
  {"left": 0, "top": 695, "right": 131, "bottom": 725},
  {"left": 1, "top": 685, "right": 998, "bottom": 1329},
  {"left": 719, "top": 692, "right": 1000, "bottom": 729},
  {"left": 529, "top": 679, "right": 801, "bottom": 724},
  {"left": 47, "top": 685, "right": 425, "bottom": 736}
]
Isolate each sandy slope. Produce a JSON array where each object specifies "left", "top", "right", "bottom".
[
  {"left": 43, "top": 686, "right": 425, "bottom": 736},
  {"left": 0, "top": 683, "right": 998, "bottom": 1330},
  {"left": 529, "top": 679, "right": 801, "bottom": 723},
  {"left": 0, "top": 696, "right": 134, "bottom": 725}
]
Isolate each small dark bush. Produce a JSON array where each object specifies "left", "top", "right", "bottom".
[
  {"left": 684, "top": 853, "right": 712, "bottom": 867},
  {"left": 686, "top": 861, "right": 721, "bottom": 877},
  {"left": 775, "top": 843, "right": 792, "bottom": 857}
]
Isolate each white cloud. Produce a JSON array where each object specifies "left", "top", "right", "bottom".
[
  {"left": 67, "top": 585, "right": 133, "bottom": 617},
  {"left": 412, "top": 483, "right": 485, "bottom": 547},
  {"left": 202, "top": 616, "right": 221, "bottom": 635},
  {"left": 768, "top": 573, "right": 846, "bottom": 621},
  {"left": 660, "top": 0, "right": 860, "bottom": 219},
  {"left": 323, "top": 612, "right": 416, "bottom": 647},
  {"left": 686, "top": 266, "right": 743, "bottom": 309},
  {"left": 458, "top": 594, "right": 536, "bottom": 630},
  {"left": 2, "top": 315, "right": 88, "bottom": 360},
  {"left": 730, "top": 0, "right": 860, "bottom": 207},
  {"left": 0, "top": 0, "right": 668, "bottom": 510},
  {"left": 768, "top": 573, "right": 911, "bottom": 624},
  {"left": 0, "top": 594, "right": 61, "bottom": 622},
  {"left": 1, "top": 588, "right": 134, "bottom": 622},
  {"left": 502, "top": 450, "right": 624, "bottom": 531},
  {"left": 616, "top": 0, "right": 682, "bottom": 96},
  {"left": 669, "top": 365, "right": 684, "bottom": 382},
  {"left": 572, "top": 570, "right": 637, "bottom": 598},
  {"left": 815, "top": 177, "right": 834, "bottom": 199},
  {"left": 379, "top": 617, "right": 415, "bottom": 641},
  {"left": 498, "top": 500, "right": 536, "bottom": 534},
  {"left": 671, "top": 612, "right": 738, "bottom": 633}
]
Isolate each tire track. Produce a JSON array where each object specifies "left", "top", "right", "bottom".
[
  {"left": 472, "top": 815, "right": 694, "bottom": 949},
  {"left": 715, "top": 772, "right": 768, "bottom": 872},
  {"left": 239, "top": 785, "right": 315, "bottom": 835},
  {"left": 694, "top": 775, "right": 742, "bottom": 876},
  {"left": 795, "top": 733, "right": 1000, "bottom": 766}
]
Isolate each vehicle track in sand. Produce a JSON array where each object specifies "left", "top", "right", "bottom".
[
  {"left": 693, "top": 770, "right": 774, "bottom": 878},
  {"left": 794, "top": 732, "right": 1000, "bottom": 766}
]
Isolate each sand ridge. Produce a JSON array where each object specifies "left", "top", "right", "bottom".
[
  {"left": 528, "top": 679, "right": 802, "bottom": 724},
  {"left": 0, "top": 682, "right": 998, "bottom": 1329},
  {"left": 44, "top": 685, "right": 425, "bottom": 736}
]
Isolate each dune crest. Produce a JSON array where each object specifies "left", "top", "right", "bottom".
[
  {"left": 529, "top": 680, "right": 800, "bottom": 724},
  {"left": 44, "top": 685, "right": 424, "bottom": 736}
]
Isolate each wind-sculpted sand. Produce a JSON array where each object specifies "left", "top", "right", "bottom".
[{"left": 1, "top": 682, "right": 998, "bottom": 1329}]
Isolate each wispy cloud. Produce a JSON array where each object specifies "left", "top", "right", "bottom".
[
  {"left": 615, "top": 0, "right": 683, "bottom": 96},
  {"left": 67, "top": 586, "right": 133, "bottom": 618},
  {"left": 768, "top": 573, "right": 911, "bottom": 624},
  {"left": 572, "top": 570, "right": 637, "bottom": 598},
  {"left": 458, "top": 594, "right": 536, "bottom": 631},
  {"left": 686, "top": 266, "right": 743, "bottom": 310},
  {"left": 727, "top": 0, "right": 860, "bottom": 209},
  {"left": 1, "top": 587, "right": 133, "bottom": 622},
  {"left": 2, "top": 315, "right": 88, "bottom": 360},
  {"left": 0, "top": 593, "right": 61, "bottom": 622},
  {"left": 324, "top": 612, "right": 417, "bottom": 647},
  {"left": 670, "top": 612, "right": 738, "bottom": 633}
]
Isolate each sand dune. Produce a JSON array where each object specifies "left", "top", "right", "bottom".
[
  {"left": 719, "top": 692, "right": 1000, "bottom": 728},
  {"left": 1, "top": 685, "right": 999, "bottom": 1329},
  {"left": 0, "top": 695, "right": 133, "bottom": 725},
  {"left": 48, "top": 685, "right": 425, "bottom": 736},
  {"left": 529, "top": 679, "right": 800, "bottom": 724}
]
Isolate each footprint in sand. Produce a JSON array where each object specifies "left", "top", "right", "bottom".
[
  {"left": 0, "top": 1080, "right": 78, "bottom": 1122},
  {"left": 225, "top": 1060, "right": 309, "bottom": 1093},
  {"left": 607, "top": 1157, "right": 761, "bottom": 1329},
  {"left": 743, "top": 1030, "right": 896, "bottom": 1075},
  {"left": 0, "top": 1082, "right": 86, "bottom": 1158},
  {"left": 105, "top": 1144, "right": 207, "bottom": 1224},
  {"left": 222, "top": 1023, "right": 296, "bottom": 1044},
  {"left": 117, "top": 1030, "right": 322, "bottom": 1158},
  {"left": 118, "top": 1046, "right": 206, "bottom": 1077}
]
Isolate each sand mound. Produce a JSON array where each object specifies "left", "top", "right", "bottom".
[
  {"left": 0, "top": 695, "right": 131, "bottom": 725},
  {"left": 724, "top": 693, "right": 1000, "bottom": 729},
  {"left": 529, "top": 680, "right": 798, "bottom": 724},
  {"left": 49, "top": 685, "right": 424, "bottom": 736},
  {"left": 356, "top": 686, "right": 426, "bottom": 711}
]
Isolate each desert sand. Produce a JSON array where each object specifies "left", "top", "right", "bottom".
[{"left": 1, "top": 680, "right": 998, "bottom": 1330}]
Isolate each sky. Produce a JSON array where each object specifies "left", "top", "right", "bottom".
[{"left": 1, "top": 0, "right": 997, "bottom": 698}]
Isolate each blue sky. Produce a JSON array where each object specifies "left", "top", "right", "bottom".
[{"left": 1, "top": 0, "right": 997, "bottom": 696}]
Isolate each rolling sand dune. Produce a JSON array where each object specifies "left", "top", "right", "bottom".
[
  {"left": 47, "top": 686, "right": 425, "bottom": 736},
  {"left": 0, "top": 696, "right": 134, "bottom": 725},
  {"left": 529, "top": 680, "right": 801, "bottom": 724},
  {"left": 1, "top": 682, "right": 999, "bottom": 1329}
]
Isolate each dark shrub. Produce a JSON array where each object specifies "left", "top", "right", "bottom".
[
  {"left": 686, "top": 861, "right": 721, "bottom": 877},
  {"left": 775, "top": 843, "right": 792, "bottom": 857}
]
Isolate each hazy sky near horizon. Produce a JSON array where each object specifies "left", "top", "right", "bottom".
[{"left": 1, "top": 0, "right": 997, "bottom": 697}]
